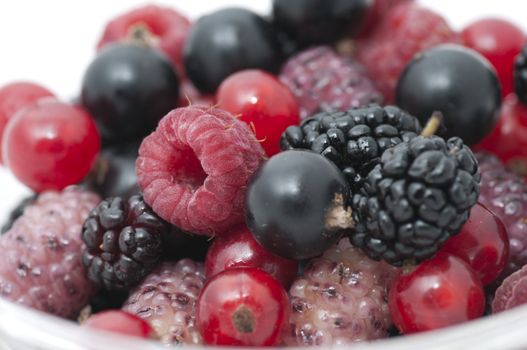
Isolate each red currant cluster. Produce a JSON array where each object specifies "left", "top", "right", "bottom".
[{"left": 0, "top": 0, "right": 526, "bottom": 348}]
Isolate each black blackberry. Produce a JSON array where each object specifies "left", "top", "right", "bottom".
[
  {"left": 515, "top": 44, "right": 527, "bottom": 104},
  {"left": 350, "top": 136, "right": 480, "bottom": 266},
  {"left": 280, "top": 105, "right": 422, "bottom": 191},
  {"left": 1, "top": 195, "right": 37, "bottom": 233},
  {"left": 82, "top": 195, "right": 168, "bottom": 291}
]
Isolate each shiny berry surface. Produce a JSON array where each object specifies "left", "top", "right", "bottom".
[
  {"left": 81, "top": 43, "right": 180, "bottom": 144},
  {"left": 0, "top": 82, "right": 54, "bottom": 164},
  {"left": 196, "top": 267, "right": 289, "bottom": 346},
  {"left": 246, "top": 150, "right": 351, "bottom": 260},
  {"left": 3, "top": 100, "right": 100, "bottom": 192},
  {"left": 440, "top": 203, "right": 509, "bottom": 285},
  {"left": 476, "top": 94, "right": 527, "bottom": 172},
  {"left": 217, "top": 70, "right": 299, "bottom": 156},
  {"left": 462, "top": 18, "right": 525, "bottom": 97},
  {"left": 184, "top": 8, "right": 283, "bottom": 93},
  {"left": 389, "top": 252, "right": 485, "bottom": 334},
  {"left": 396, "top": 44, "right": 501, "bottom": 145},
  {"left": 271, "top": 0, "right": 371, "bottom": 47},
  {"left": 84, "top": 310, "right": 153, "bottom": 338},
  {"left": 205, "top": 225, "right": 298, "bottom": 288}
]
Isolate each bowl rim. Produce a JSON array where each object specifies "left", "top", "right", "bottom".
[{"left": 0, "top": 296, "right": 526, "bottom": 350}]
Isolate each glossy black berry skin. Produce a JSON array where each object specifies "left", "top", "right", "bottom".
[
  {"left": 350, "top": 136, "right": 480, "bottom": 266},
  {"left": 184, "top": 8, "right": 283, "bottom": 93},
  {"left": 84, "top": 142, "right": 139, "bottom": 199},
  {"left": 396, "top": 44, "right": 501, "bottom": 146},
  {"left": 82, "top": 195, "right": 168, "bottom": 291},
  {"left": 246, "top": 150, "right": 352, "bottom": 260},
  {"left": 514, "top": 44, "right": 527, "bottom": 104},
  {"left": 272, "top": 0, "right": 370, "bottom": 48},
  {"left": 81, "top": 43, "right": 180, "bottom": 144}
]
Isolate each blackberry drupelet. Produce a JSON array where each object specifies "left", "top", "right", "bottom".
[
  {"left": 350, "top": 136, "right": 480, "bottom": 266},
  {"left": 82, "top": 195, "right": 168, "bottom": 291},
  {"left": 280, "top": 104, "right": 422, "bottom": 191}
]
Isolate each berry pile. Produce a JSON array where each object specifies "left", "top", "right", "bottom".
[{"left": 1, "top": 1, "right": 527, "bottom": 348}]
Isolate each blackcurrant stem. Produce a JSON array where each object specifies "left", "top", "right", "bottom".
[
  {"left": 420, "top": 111, "right": 443, "bottom": 137},
  {"left": 126, "top": 23, "right": 158, "bottom": 47},
  {"left": 325, "top": 193, "right": 355, "bottom": 230}
]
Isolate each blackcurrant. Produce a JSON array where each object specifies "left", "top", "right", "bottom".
[
  {"left": 396, "top": 44, "right": 501, "bottom": 145},
  {"left": 245, "top": 150, "right": 352, "bottom": 260},
  {"left": 81, "top": 43, "right": 180, "bottom": 144},
  {"left": 183, "top": 8, "right": 283, "bottom": 93},
  {"left": 272, "top": 0, "right": 371, "bottom": 48},
  {"left": 84, "top": 142, "right": 139, "bottom": 198}
]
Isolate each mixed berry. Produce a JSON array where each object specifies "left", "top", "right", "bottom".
[{"left": 1, "top": 1, "right": 527, "bottom": 347}]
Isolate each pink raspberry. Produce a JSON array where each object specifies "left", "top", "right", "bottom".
[
  {"left": 97, "top": 5, "right": 191, "bottom": 78},
  {"left": 136, "top": 105, "right": 266, "bottom": 236},
  {"left": 0, "top": 82, "right": 54, "bottom": 164},
  {"left": 493, "top": 265, "right": 527, "bottom": 313},
  {"left": 0, "top": 187, "right": 100, "bottom": 318},
  {"left": 355, "top": 2, "right": 458, "bottom": 102}
]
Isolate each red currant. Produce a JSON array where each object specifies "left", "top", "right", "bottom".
[
  {"left": 3, "top": 100, "right": 100, "bottom": 192},
  {"left": 461, "top": 18, "right": 525, "bottom": 97},
  {"left": 217, "top": 69, "right": 300, "bottom": 156},
  {"left": 84, "top": 310, "right": 153, "bottom": 338},
  {"left": 0, "top": 82, "right": 54, "bottom": 164},
  {"left": 205, "top": 225, "right": 298, "bottom": 288},
  {"left": 196, "top": 267, "right": 289, "bottom": 346},
  {"left": 389, "top": 252, "right": 485, "bottom": 334},
  {"left": 476, "top": 94, "right": 527, "bottom": 173},
  {"left": 440, "top": 203, "right": 509, "bottom": 285}
]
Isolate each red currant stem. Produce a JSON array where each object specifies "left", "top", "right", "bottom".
[
  {"left": 420, "top": 111, "right": 443, "bottom": 137},
  {"left": 325, "top": 193, "right": 355, "bottom": 230},
  {"left": 126, "top": 23, "right": 158, "bottom": 47}
]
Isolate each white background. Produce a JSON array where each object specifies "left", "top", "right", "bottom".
[{"left": 0, "top": 0, "right": 525, "bottom": 221}]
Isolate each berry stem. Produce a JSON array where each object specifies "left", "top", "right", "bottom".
[
  {"left": 325, "top": 193, "right": 354, "bottom": 230},
  {"left": 127, "top": 24, "right": 158, "bottom": 47},
  {"left": 420, "top": 111, "right": 443, "bottom": 137}
]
